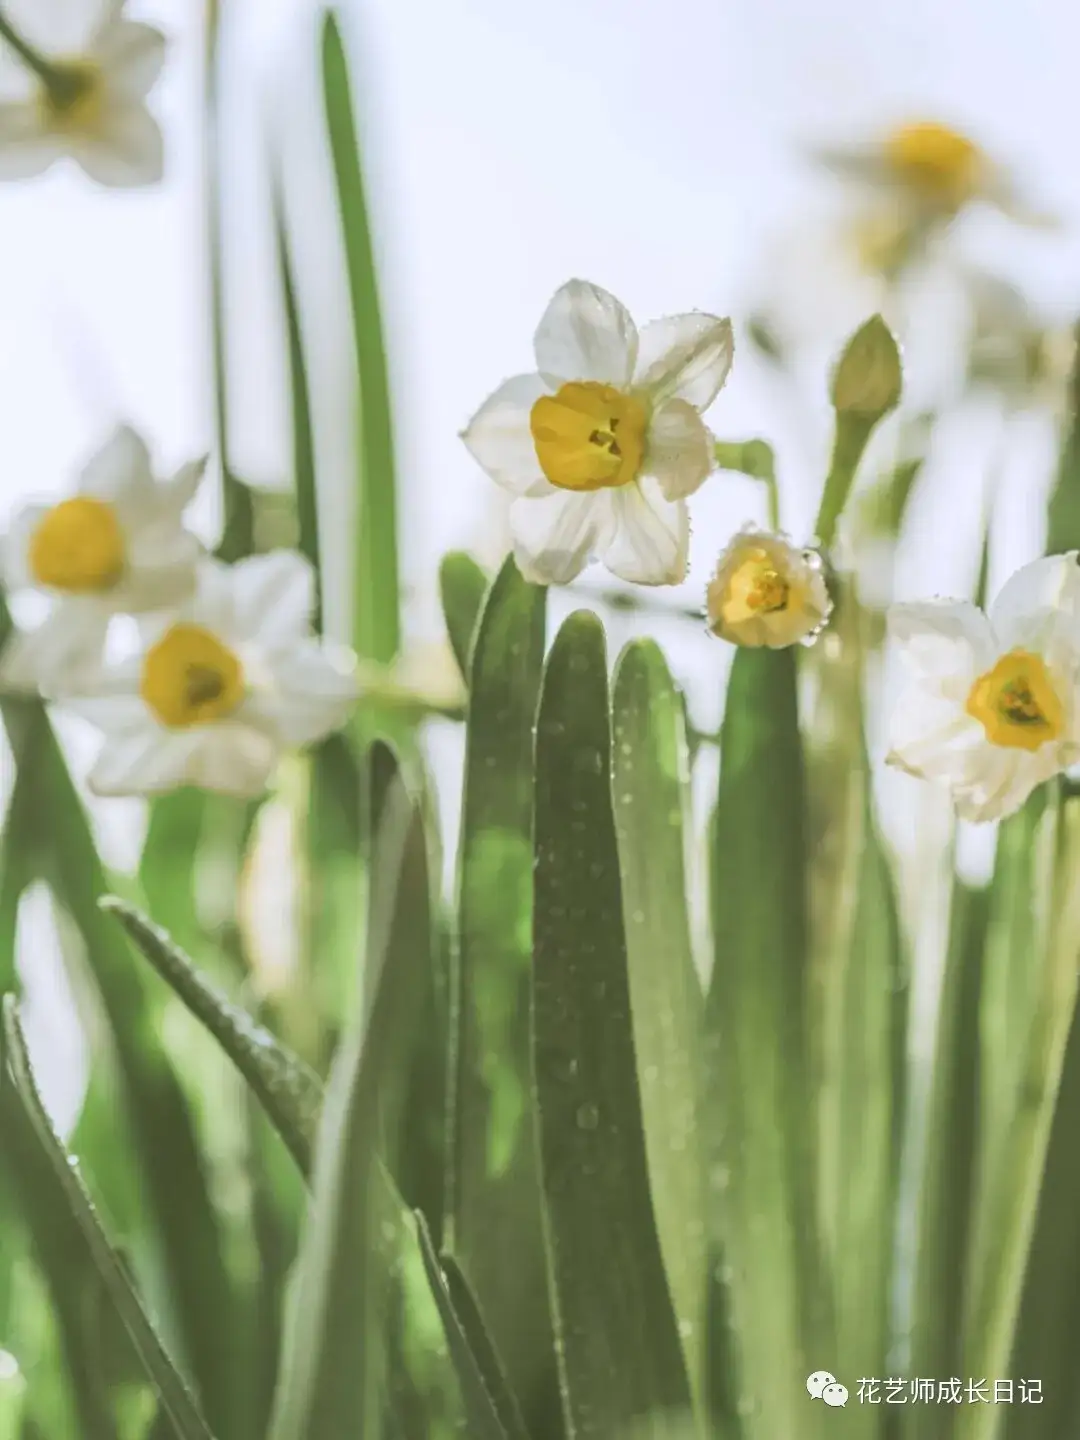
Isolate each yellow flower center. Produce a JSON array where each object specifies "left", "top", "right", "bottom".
[
  {"left": 141, "top": 624, "right": 246, "bottom": 729},
  {"left": 717, "top": 550, "right": 794, "bottom": 626},
  {"left": 28, "top": 496, "right": 126, "bottom": 593},
  {"left": 882, "top": 121, "right": 984, "bottom": 207},
  {"left": 529, "top": 382, "right": 648, "bottom": 492},
  {"left": 39, "top": 59, "right": 106, "bottom": 133},
  {"left": 965, "top": 649, "right": 1064, "bottom": 752}
]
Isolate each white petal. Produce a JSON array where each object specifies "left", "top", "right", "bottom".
[
  {"left": 509, "top": 489, "right": 612, "bottom": 586},
  {"left": 93, "top": 20, "right": 166, "bottom": 99},
  {"left": 88, "top": 721, "right": 277, "bottom": 798},
  {"left": 69, "top": 103, "right": 163, "bottom": 188},
  {"left": 185, "top": 725, "right": 278, "bottom": 797},
  {"left": 5, "top": 0, "right": 105, "bottom": 52},
  {"left": 633, "top": 313, "right": 734, "bottom": 411},
  {"left": 601, "top": 478, "right": 689, "bottom": 586},
  {"left": 79, "top": 424, "right": 153, "bottom": 504},
  {"left": 0, "top": 103, "right": 58, "bottom": 179},
  {"left": 226, "top": 551, "right": 317, "bottom": 646},
  {"left": 887, "top": 599, "right": 994, "bottom": 699},
  {"left": 244, "top": 642, "right": 360, "bottom": 747},
  {"left": 533, "top": 280, "right": 638, "bottom": 389},
  {"left": 2, "top": 503, "right": 52, "bottom": 592},
  {"left": 10, "top": 602, "right": 112, "bottom": 697},
  {"left": 162, "top": 458, "right": 207, "bottom": 513},
  {"left": 117, "top": 526, "right": 202, "bottom": 613},
  {"left": 952, "top": 749, "right": 1054, "bottom": 824},
  {"left": 460, "top": 374, "right": 555, "bottom": 498},
  {"left": 886, "top": 690, "right": 992, "bottom": 790},
  {"left": 989, "top": 552, "right": 1080, "bottom": 651},
  {"left": 643, "top": 400, "right": 712, "bottom": 500}
]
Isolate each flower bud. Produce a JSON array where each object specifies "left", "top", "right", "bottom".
[
  {"left": 830, "top": 315, "right": 902, "bottom": 419},
  {"left": 706, "top": 527, "right": 832, "bottom": 649}
]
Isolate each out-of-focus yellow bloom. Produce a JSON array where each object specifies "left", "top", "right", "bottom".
[
  {"left": 706, "top": 527, "right": 832, "bottom": 649},
  {"left": 881, "top": 121, "right": 985, "bottom": 211}
]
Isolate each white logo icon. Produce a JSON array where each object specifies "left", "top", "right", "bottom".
[
  {"left": 822, "top": 1383, "right": 849, "bottom": 1408},
  {"left": 807, "top": 1372, "right": 836, "bottom": 1399}
]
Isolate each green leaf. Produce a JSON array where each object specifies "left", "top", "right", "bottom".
[
  {"left": 268, "top": 777, "right": 434, "bottom": 1440},
  {"left": 533, "top": 610, "right": 693, "bottom": 1436},
  {"left": 1045, "top": 319, "right": 1080, "bottom": 553},
  {"left": 322, "top": 10, "right": 400, "bottom": 664},
  {"left": 1, "top": 999, "right": 216, "bottom": 1440},
  {"left": 444, "top": 558, "right": 560, "bottom": 1433},
  {"left": 414, "top": 1212, "right": 524, "bottom": 1440},
  {"left": 610, "top": 639, "right": 707, "bottom": 1408},
  {"left": 906, "top": 881, "right": 987, "bottom": 1440},
  {"left": 137, "top": 791, "right": 207, "bottom": 960},
  {"left": 98, "top": 897, "right": 323, "bottom": 1178},
  {"left": 0, "top": 693, "right": 240, "bottom": 1436},
  {"left": 272, "top": 173, "right": 322, "bottom": 634},
  {"left": 439, "top": 550, "right": 490, "bottom": 679},
  {"left": 705, "top": 646, "right": 832, "bottom": 1440}
]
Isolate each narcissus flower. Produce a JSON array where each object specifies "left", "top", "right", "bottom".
[
  {"left": 54, "top": 552, "right": 360, "bottom": 798},
  {"left": 886, "top": 554, "right": 1080, "bottom": 822},
  {"left": 706, "top": 527, "right": 832, "bottom": 648},
  {"left": 0, "top": 426, "right": 205, "bottom": 694},
  {"left": 462, "top": 279, "right": 733, "bottom": 586},
  {"left": 0, "top": 0, "right": 165, "bottom": 186}
]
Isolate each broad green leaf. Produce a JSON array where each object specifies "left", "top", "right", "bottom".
[
  {"left": 137, "top": 792, "right": 207, "bottom": 961},
  {"left": 414, "top": 1212, "right": 524, "bottom": 1440},
  {"left": 1045, "top": 320, "right": 1080, "bottom": 553},
  {"left": 440, "top": 1253, "right": 531, "bottom": 1440},
  {"left": 958, "top": 793, "right": 1080, "bottom": 1440},
  {"left": 98, "top": 898, "right": 323, "bottom": 1178},
  {"left": 273, "top": 174, "right": 322, "bottom": 633},
  {"left": 439, "top": 550, "right": 490, "bottom": 679},
  {"left": 906, "top": 882, "right": 987, "bottom": 1440},
  {"left": 268, "top": 777, "right": 433, "bottom": 1440},
  {"left": 1, "top": 1000, "right": 215, "bottom": 1440},
  {"left": 322, "top": 11, "right": 400, "bottom": 664},
  {"left": 0, "top": 690, "right": 240, "bottom": 1436},
  {"left": 533, "top": 610, "right": 693, "bottom": 1436},
  {"left": 610, "top": 639, "right": 706, "bottom": 1407},
  {"left": 307, "top": 731, "right": 365, "bottom": 1039},
  {"left": 444, "top": 558, "right": 559, "bottom": 1434},
  {"left": 706, "top": 646, "right": 832, "bottom": 1440}
]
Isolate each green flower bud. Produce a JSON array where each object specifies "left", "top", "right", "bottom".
[{"left": 830, "top": 315, "right": 903, "bottom": 419}]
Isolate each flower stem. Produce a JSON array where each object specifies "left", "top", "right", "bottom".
[
  {"left": 0, "top": 10, "right": 58, "bottom": 87},
  {"left": 814, "top": 414, "right": 876, "bottom": 550}
]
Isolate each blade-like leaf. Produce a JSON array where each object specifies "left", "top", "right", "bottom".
[
  {"left": 322, "top": 10, "right": 400, "bottom": 664},
  {"left": 268, "top": 777, "right": 432, "bottom": 1440},
  {"left": 414, "top": 1212, "right": 524, "bottom": 1440},
  {"left": 98, "top": 897, "right": 322, "bottom": 1177},
  {"left": 533, "top": 610, "right": 693, "bottom": 1436},
  {"left": 705, "top": 646, "right": 832, "bottom": 1440},
  {"left": 444, "top": 558, "right": 559, "bottom": 1433},
  {"left": 1, "top": 999, "right": 216, "bottom": 1440},
  {"left": 439, "top": 551, "right": 490, "bottom": 679},
  {"left": 611, "top": 639, "right": 706, "bottom": 1407}
]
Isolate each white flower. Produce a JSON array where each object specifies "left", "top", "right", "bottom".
[
  {"left": 55, "top": 552, "right": 361, "bottom": 799},
  {"left": 461, "top": 279, "right": 733, "bottom": 587},
  {"left": 0, "top": 425, "right": 205, "bottom": 695},
  {"left": 885, "top": 554, "right": 1080, "bottom": 822},
  {"left": 0, "top": 0, "right": 165, "bottom": 187},
  {"left": 706, "top": 527, "right": 832, "bottom": 648}
]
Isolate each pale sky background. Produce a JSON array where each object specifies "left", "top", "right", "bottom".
[{"left": 6, "top": 0, "right": 1080, "bottom": 1124}]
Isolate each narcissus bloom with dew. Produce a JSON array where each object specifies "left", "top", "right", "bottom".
[
  {"left": 0, "top": 426, "right": 205, "bottom": 695},
  {"left": 51, "top": 551, "right": 360, "bottom": 798},
  {"left": 886, "top": 554, "right": 1080, "bottom": 823},
  {"left": 706, "top": 527, "right": 832, "bottom": 649},
  {"left": 461, "top": 279, "right": 733, "bottom": 587},
  {"left": 0, "top": 0, "right": 165, "bottom": 186}
]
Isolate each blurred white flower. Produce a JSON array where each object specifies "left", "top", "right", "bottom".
[
  {"left": 963, "top": 270, "right": 1075, "bottom": 405},
  {"left": 706, "top": 526, "right": 832, "bottom": 649},
  {"left": 0, "top": 0, "right": 165, "bottom": 186},
  {"left": 357, "top": 637, "right": 467, "bottom": 712},
  {"left": 462, "top": 279, "right": 733, "bottom": 587},
  {"left": 886, "top": 554, "right": 1080, "bottom": 822},
  {"left": 0, "top": 425, "right": 205, "bottom": 695},
  {"left": 55, "top": 552, "right": 360, "bottom": 798}
]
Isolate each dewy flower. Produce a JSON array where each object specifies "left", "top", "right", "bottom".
[
  {"left": 461, "top": 280, "right": 733, "bottom": 586},
  {"left": 885, "top": 554, "right": 1080, "bottom": 822},
  {"left": 56, "top": 551, "right": 360, "bottom": 798},
  {"left": 0, "top": 0, "right": 165, "bottom": 186},
  {"left": 706, "top": 527, "right": 832, "bottom": 649},
  {"left": 0, "top": 426, "right": 205, "bottom": 694}
]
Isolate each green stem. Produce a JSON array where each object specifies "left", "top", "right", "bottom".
[
  {"left": 0, "top": 11, "right": 59, "bottom": 86},
  {"left": 814, "top": 414, "right": 876, "bottom": 549}
]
